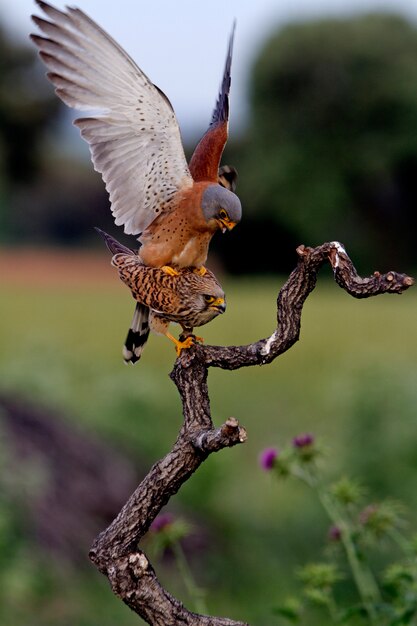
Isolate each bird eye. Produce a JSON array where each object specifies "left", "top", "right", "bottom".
[
  {"left": 219, "top": 209, "right": 228, "bottom": 220},
  {"left": 204, "top": 295, "right": 215, "bottom": 303}
]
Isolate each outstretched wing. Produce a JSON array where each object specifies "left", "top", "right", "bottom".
[
  {"left": 189, "top": 23, "right": 235, "bottom": 183},
  {"left": 31, "top": 1, "right": 193, "bottom": 236}
]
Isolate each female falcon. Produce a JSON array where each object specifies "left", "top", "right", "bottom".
[{"left": 99, "top": 229, "right": 226, "bottom": 363}]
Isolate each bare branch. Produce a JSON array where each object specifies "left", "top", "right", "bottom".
[
  {"left": 107, "top": 550, "right": 248, "bottom": 626},
  {"left": 202, "top": 241, "right": 414, "bottom": 369},
  {"left": 90, "top": 241, "right": 413, "bottom": 625}
]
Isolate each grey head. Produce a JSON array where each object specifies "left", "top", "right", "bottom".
[{"left": 201, "top": 184, "right": 242, "bottom": 233}]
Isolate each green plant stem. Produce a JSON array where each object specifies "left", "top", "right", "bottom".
[
  {"left": 388, "top": 527, "right": 413, "bottom": 556},
  {"left": 319, "top": 489, "right": 381, "bottom": 624},
  {"left": 293, "top": 467, "right": 381, "bottom": 625},
  {"left": 327, "top": 591, "right": 339, "bottom": 623},
  {"left": 388, "top": 527, "right": 417, "bottom": 584},
  {"left": 171, "top": 541, "right": 208, "bottom": 615}
]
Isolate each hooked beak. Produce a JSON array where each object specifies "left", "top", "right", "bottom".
[
  {"left": 216, "top": 218, "right": 237, "bottom": 234},
  {"left": 210, "top": 297, "right": 226, "bottom": 313}
]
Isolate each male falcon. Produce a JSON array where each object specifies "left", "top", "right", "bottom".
[{"left": 31, "top": 1, "right": 242, "bottom": 273}]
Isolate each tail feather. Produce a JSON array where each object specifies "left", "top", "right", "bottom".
[
  {"left": 95, "top": 227, "right": 134, "bottom": 256},
  {"left": 123, "top": 303, "right": 150, "bottom": 364}
]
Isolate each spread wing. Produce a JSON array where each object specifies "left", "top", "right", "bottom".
[
  {"left": 31, "top": 1, "right": 193, "bottom": 236},
  {"left": 189, "top": 23, "right": 235, "bottom": 183}
]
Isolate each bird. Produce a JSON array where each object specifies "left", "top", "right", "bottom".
[
  {"left": 31, "top": 2, "right": 242, "bottom": 275},
  {"left": 98, "top": 229, "right": 226, "bottom": 362}
]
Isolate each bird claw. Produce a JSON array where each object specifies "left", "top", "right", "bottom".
[
  {"left": 179, "top": 331, "right": 204, "bottom": 344},
  {"left": 161, "top": 265, "right": 180, "bottom": 277},
  {"left": 174, "top": 336, "right": 194, "bottom": 356},
  {"left": 194, "top": 266, "right": 207, "bottom": 276}
]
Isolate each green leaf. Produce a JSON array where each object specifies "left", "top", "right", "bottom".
[
  {"left": 272, "top": 599, "right": 302, "bottom": 623},
  {"left": 388, "top": 604, "right": 417, "bottom": 626},
  {"left": 297, "top": 562, "right": 343, "bottom": 588},
  {"left": 337, "top": 603, "right": 368, "bottom": 623}
]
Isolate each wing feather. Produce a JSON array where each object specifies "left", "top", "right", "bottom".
[
  {"left": 31, "top": 1, "right": 193, "bottom": 235},
  {"left": 188, "top": 24, "right": 235, "bottom": 182}
]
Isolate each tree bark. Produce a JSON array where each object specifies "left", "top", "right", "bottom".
[{"left": 90, "top": 241, "right": 413, "bottom": 625}]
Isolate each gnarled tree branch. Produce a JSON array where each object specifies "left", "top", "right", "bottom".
[{"left": 90, "top": 242, "right": 413, "bottom": 625}]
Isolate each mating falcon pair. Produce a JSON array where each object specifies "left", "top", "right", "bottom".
[{"left": 31, "top": 1, "right": 241, "bottom": 361}]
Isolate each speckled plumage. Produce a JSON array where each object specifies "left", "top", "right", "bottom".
[
  {"left": 97, "top": 228, "right": 224, "bottom": 362},
  {"left": 101, "top": 234, "right": 226, "bottom": 362},
  {"left": 31, "top": 2, "right": 241, "bottom": 270},
  {"left": 113, "top": 253, "right": 225, "bottom": 329}
]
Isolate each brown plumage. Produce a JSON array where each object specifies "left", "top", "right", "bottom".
[
  {"left": 31, "top": 2, "right": 242, "bottom": 271},
  {"left": 112, "top": 253, "right": 226, "bottom": 362},
  {"left": 97, "top": 230, "right": 226, "bottom": 362},
  {"left": 114, "top": 255, "right": 225, "bottom": 329}
]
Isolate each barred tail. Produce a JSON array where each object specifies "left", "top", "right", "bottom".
[{"left": 123, "top": 303, "right": 150, "bottom": 364}]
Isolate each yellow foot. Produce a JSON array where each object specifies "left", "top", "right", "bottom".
[
  {"left": 174, "top": 336, "right": 194, "bottom": 357},
  {"left": 193, "top": 266, "right": 207, "bottom": 276},
  {"left": 166, "top": 332, "right": 195, "bottom": 356},
  {"left": 179, "top": 331, "right": 204, "bottom": 344},
  {"left": 161, "top": 265, "right": 180, "bottom": 277}
]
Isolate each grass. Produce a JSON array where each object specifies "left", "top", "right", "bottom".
[{"left": 1, "top": 273, "right": 416, "bottom": 625}]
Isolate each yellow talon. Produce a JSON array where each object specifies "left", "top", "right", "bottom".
[
  {"left": 178, "top": 336, "right": 195, "bottom": 356},
  {"left": 194, "top": 266, "right": 207, "bottom": 276},
  {"left": 179, "top": 331, "right": 204, "bottom": 344},
  {"left": 161, "top": 265, "right": 180, "bottom": 277},
  {"left": 166, "top": 332, "right": 194, "bottom": 356}
]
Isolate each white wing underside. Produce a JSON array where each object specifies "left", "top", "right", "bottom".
[{"left": 32, "top": 1, "right": 193, "bottom": 235}]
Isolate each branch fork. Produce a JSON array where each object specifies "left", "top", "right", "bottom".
[{"left": 90, "top": 242, "right": 413, "bottom": 625}]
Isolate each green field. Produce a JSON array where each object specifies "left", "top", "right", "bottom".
[{"left": 1, "top": 275, "right": 416, "bottom": 625}]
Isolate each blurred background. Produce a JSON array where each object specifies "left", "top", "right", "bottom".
[{"left": 0, "top": 1, "right": 416, "bottom": 624}]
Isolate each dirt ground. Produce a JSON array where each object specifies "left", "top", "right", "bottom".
[{"left": 0, "top": 247, "right": 117, "bottom": 287}]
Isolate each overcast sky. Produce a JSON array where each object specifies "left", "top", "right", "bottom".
[{"left": 2, "top": 0, "right": 417, "bottom": 141}]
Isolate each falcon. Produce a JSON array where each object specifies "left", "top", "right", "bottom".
[
  {"left": 98, "top": 230, "right": 226, "bottom": 362},
  {"left": 31, "top": 1, "right": 242, "bottom": 274}
]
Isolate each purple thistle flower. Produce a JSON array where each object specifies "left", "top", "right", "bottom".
[
  {"left": 259, "top": 447, "right": 278, "bottom": 470},
  {"left": 328, "top": 525, "right": 342, "bottom": 542},
  {"left": 293, "top": 433, "right": 315, "bottom": 448},
  {"left": 150, "top": 512, "right": 174, "bottom": 533}
]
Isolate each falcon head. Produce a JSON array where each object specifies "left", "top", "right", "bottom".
[
  {"left": 201, "top": 184, "right": 242, "bottom": 233},
  {"left": 182, "top": 270, "right": 226, "bottom": 329},
  {"left": 193, "top": 273, "right": 226, "bottom": 315},
  {"left": 202, "top": 293, "right": 226, "bottom": 314}
]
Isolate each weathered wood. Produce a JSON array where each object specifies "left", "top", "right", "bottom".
[{"left": 90, "top": 242, "right": 413, "bottom": 625}]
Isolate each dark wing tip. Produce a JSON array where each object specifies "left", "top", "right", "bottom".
[
  {"left": 211, "top": 21, "right": 236, "bottom": 127},
  {"left": 31, "top": 0, "right": 64, "bottom": 24},
  {"left": 32, "top": 0, "right": 48, "bottom": 12},
  {"left": 29, "top": 33, "right": 44, "bottom": 44}
]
